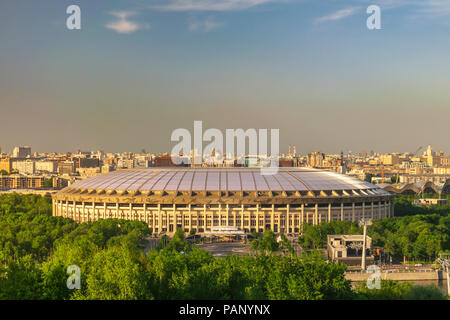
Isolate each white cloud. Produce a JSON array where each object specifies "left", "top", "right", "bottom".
[
  {"left": 416, "top": 0, "right": 450, "bottom": 17},
  {"left": 314, "top": 7, "right": 361, "bottom": 24},
  {"left": 151, "top": 0, "right": 280, "bottom": 12},
  {"left": 188, "top": 16, "right": 223, "bottom": 31},
  {"left": 106, "top": 11, "right": 149, "bottom": 34},
  {"left": 355, "top": 0, "right": 450, "bottom": 17}
]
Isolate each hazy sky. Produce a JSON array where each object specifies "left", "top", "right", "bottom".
[{"left": 0, "top": 0, "right": 449, "bottom": 155}]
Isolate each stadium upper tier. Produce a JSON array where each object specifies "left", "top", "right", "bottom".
[{"left": 65, "top": 168, "right": 388, "bottom": 196}]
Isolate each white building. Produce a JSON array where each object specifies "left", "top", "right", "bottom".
[
  {"left": 35, "top": 161, "right": 57, "bottom": 173},
  {"left": 12, "top": 160, "right": 35, "bottom": 175}
]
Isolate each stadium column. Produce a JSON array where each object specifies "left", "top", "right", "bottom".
[
  {"left": 116, "top": 203, "right": 119, "bottom": 220},
  {"left": 362, "top": 202, "right": 365, "bottom": 220},
  {"left": 256, "top": 204, "right": 260, "bottom": 232},
  {"left": 352, "top": 203, "right": 355, "bottom": 222},
  {"left": 66, "top": 200, "right": 69, "bottom": 218},
  {"left": 314, "top": 203, "right": 318, "bottom": 225},
  {"left": 241, "top": 205, "right": 244, "bottom": 231},
  {"left": 378, "top": 201, "right": 381, "bottom": 219},
  {"left": 271, "top": 204, "right": 275, "bottom": 231},
  {"left": 301, "top": 204, "right": 304, "bottom": 225},
  {"left": 328, "top": 203, "right": 331, "bottom": 222},
  {"left": 143, "top": 203, "right": 147, "bottom": 224},
  {"left": 152, "top": 206, "right": 156, "bottom": 231},
  {"left": 219, "top": 204, "right": 222, "bottom": 227},
  {"left": 204, "top": 204, "right": 207, "bottom": 232},
  {"left": 189, "top": 204, "right": 192, "bottom": 230},
  {"left": 384, "top": 201, "right": 387, "bottom": 218},
  {"left": 179, "top": 204, "right": 184, "bottom": 231},
  {"left": 341, "top": 203, "right": 344, "bottom": 221},
  {"left": 371, "top": 201, "right": 374, "bottom": 219},
  {"left": 158, "top": 204, "right": 161, "bottom": 234},
  {"left": 103, "top": 202, "right": 107, "bottom": 220},
  {"left": 129, "top": 203, "right": 132, "bottom": 220},
  {"left": 286, "top": 204, "right": 290, "bottom": 233},
  {"left": 93, "top": 202, "right": 96, "bottom": 221}
]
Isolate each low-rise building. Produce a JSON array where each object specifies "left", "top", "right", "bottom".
[
  {"left": 413, "top": 198, "right": 448, "bottom": 206},
  {"left": 327, "top": 234, "right": 374, "bottom": 266},
  {"left": 0, "top": 175, "right": 44, "bottom": 190}
]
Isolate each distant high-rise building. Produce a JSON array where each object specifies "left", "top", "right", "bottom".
[
  {"left": 307, "top": 151, "right": 325, "bottom": 167},
  {"left": 12, "top": 146, "right": 31, "bottom": 158}
]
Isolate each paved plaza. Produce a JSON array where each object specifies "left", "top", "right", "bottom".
[{"left": 195, "top": 242, "right": 252, "bottom": 257}]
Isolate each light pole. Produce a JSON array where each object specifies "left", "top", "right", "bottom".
[{"left": 359, "top": 219, "right": 373, "bottom": 271}]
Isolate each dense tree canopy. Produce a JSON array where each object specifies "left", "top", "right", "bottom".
[
  {"left": 297, "top": 196, "right": 450, "bottom": 262},
  {"left": 298, "top": 221, "right": 361, "bottom": 250},
  {"left": 0, "top": 193, "right": 447, "bottom": 300},
  {"left": 394, "top": 194, "right": 450, "bottom": 217},
  {"left": 354, "top": 280, "right": 446, "bottom": 300}
]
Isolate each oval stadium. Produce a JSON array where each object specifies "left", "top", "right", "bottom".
[{"left": 52, "top": 168, "right": 394, "bottom": 234}]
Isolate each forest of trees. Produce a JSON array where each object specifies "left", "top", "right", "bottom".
[
  {"left": 0, "top": 193, "right": 447, "bottom": 300},
  {"left": 298, "top": 196, "right": 450, "bottom": 262}
]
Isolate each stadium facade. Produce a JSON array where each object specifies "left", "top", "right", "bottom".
[{"left": 52, "top": 168, "right": 394, "bottom": 234}]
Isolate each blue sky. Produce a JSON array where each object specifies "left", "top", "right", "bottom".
[{"left": 0, "top": 0, "right": 449, "bottom": 154}]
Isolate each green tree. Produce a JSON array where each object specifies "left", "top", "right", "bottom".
[
  {"left": 251, "top": 229, "right": 279, "bottom": 254},
  {"left": 75, "top": 244, "right": 152, "bottom": 300}
]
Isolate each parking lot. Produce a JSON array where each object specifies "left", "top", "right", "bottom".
[{"left": 195, "top": 242, "right": 252, "bottom": 257}]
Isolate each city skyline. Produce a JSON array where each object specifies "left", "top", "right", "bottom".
[
  {"left": 1, "top": 0, "right": 449, "bottom": 154},
  {"left": 0, "top": 143, "right": 448, "bottom": 157}
]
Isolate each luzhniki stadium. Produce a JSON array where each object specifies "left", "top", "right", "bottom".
[{"left": 52, "top": 168, "right": 394, "bottom": 234}]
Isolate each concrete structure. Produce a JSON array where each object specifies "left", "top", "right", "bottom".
[
  {"left": 414, "top": 198, "right": 448, "bottom": 206},
  {"left": 52, "top": 168, "right": 394, "bottom": 235},
  {"left": 0, "top": 175, "right": 44, "bottom": 190},
  {"left": 327, "top": 234, "right": 374, "bottom": 266},
  {"left": 379, "top": 179, "right": 450, "bottom": 196},
  {"left": 345, "top": 270, "right": 447, "bottom": 282}
]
